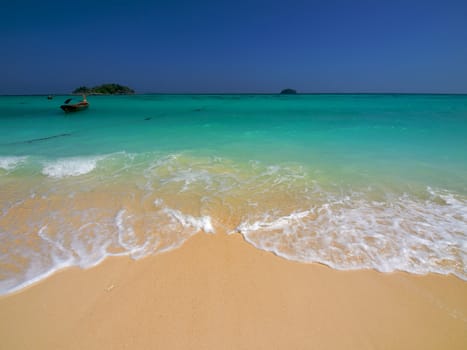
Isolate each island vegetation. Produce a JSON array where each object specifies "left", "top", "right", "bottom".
[
  {"left": 73, "top": 83, "right": 135, "bottom": 95},
  {"left": 280, "top": 88, "right": 298, "bottom": 95}
]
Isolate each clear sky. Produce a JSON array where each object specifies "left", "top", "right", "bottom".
[{"left": 1, "top": 0, "right": 467, "bottom": 94}]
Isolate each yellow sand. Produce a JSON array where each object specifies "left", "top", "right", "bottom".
[{"left": 0, "top": 233, "right": 466, "bottom": 349}]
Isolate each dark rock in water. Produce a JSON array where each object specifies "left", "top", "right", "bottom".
[
  {"left": 193, "top": 108, "right": 203, "bottom": 112},
  {"left": 280, "top": 88, "right": 298, "bottom": 95},
  {"left": 144, "top": 117, "right": 152, "bottom": 121}
]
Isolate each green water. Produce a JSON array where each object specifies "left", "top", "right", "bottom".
[
  {"left": 1, "top": 94, "right": 466, "bottom": 191},
  {"left": 0, "top": 94, "right": 466, "bottom": 294}
]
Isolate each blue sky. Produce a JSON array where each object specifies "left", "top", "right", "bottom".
[{"left": 1, "top": 0, "right": 467, "bottom": 94}]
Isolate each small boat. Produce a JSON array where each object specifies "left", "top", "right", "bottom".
[
  {"left": 60, "top": 101, "right": 89, "bottom": 112},
  {"left": 60, "top": 96, "right": 89, "bottom": 113}
]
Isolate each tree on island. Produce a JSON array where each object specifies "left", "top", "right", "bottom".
[
  {"left": 73, "top": 86, "right": 91, "bottom": 94},
  {"left": 73, "top": 83, "right": 135, "bottom": 95},
  {"left": 280, "top": 88, "right": 298, "bottom": 95}
]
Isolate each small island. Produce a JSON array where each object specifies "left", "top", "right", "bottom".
[
  {"left": 280, "top": 88, "right": 298, "bottom": 95},
  {"left": 73, "top": 83, "right": 135, "bottom": 95}
]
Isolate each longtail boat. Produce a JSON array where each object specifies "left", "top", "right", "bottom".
[
  {"left": 60, "top": 96, "right": 89, "bottom": 113},
  {"left": 60, "top": 101, "right": 89, "bottom": 112}
]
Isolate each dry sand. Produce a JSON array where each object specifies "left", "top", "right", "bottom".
[{"left": 0, "top": 232, "right": 466, "bottom": 349}]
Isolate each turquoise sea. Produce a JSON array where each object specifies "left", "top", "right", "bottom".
[{"left": 1, "top": 94, "right": 466, "bottom": 294}]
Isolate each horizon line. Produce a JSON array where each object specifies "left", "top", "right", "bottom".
[{"left": 1, "top": 92, "right": 467, "bottom": 97}]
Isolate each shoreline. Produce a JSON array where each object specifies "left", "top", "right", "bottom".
[
  {"left": 1, "top": 230, "right": 465, "bottom": 299},
  {"left": 1, "top": 233, "right": 466, "bottom": 349}
]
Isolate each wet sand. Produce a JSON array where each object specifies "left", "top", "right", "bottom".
[{"left": 0, "top": 232, "right": 466, "bottom": 349}]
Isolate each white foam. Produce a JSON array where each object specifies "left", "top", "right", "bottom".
[
  {"left": 236, "top": 210, "right": 312, "bottom": 234},
  {"left": 1, "top": 153, "right": 466, "bottom": 297},
  {"left": 163, "top": 207, "right": 215, "bottom": 233},
  {"left": 154, "top": 198, "right": 164, "bottom": 207},
  {"left": 0, "top": 156, "right": 27, "bottom": 171},
  {"left": 0, "top": 225, "right": 76, "bottom": 296},
  {"left": 42, "top": 156, "right": 103, "bottom": 178},
  {"left": 235, "top": 188, "right": 467, "bottom": 280},
  {"left": 0, "top": 258, "right": 74, "bottom": 297},
  {"left": 115, "top": 209, "right": 152, "bottom": 258},
  {"left": 114, "top": 202, "right": 215, "bottom": 262}
]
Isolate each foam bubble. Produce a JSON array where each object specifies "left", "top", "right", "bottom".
[
  {"left": 0, "top": 224, "right": 76, "bottom": 296},
  {"left": 1, "top": 153, "right": 466, "bottom": 297},
  {"left": 0, "top": 257, "right": 74, "bottom": 297},
  {"left": 0, "top": 156, "right": 27, "bottom": 171},
  {"left": 234, "top": 188, "right": 467, "bottom": 280},
  {"left": 116, "top": 209, "right": 152, "bottom": 258},
  {"left": 42, "top": 156, "right": 103, "bottom": 178},
  {"left": 163, "top": 207, "right": 215, "bottom": 233}
]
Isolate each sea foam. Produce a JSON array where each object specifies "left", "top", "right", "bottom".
[
  {"left": 42, "top": 156, "right": 103, "bottom": 178},
  {"left": 1, "top": 153, "right": 466, "bottom": 297},
  {"left": 0, "top": 156, "right": 27, "bottom": 171},
  {"left": 163, "top": 207, "right": 215, "bottom": 234},
  {"left": 234, "top": 188, "right": 467, "bottom": 279}
]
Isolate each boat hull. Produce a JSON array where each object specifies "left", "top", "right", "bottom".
[{"left": 60, "top": 102, "right": 89, "bottom": 113}]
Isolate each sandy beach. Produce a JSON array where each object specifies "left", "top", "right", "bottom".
[
  {"left": 0, "top": 232, "right": 466, "bottom": 349},
  {"left": 3, "top": 0, "right": 467, "bottom": 348}
]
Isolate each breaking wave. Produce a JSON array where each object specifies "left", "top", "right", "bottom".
[
  {"left": 235, "top": 188, "right": 467, "bottom": 279},
  {"left": 0, "top": 152, "right": 466, "bottom": 296},
  {"left": 41, "top": 156, "right": 105, "bottom": 178},
  {"left": 0, "top": 156, "right": 27, "bottom": 172}
]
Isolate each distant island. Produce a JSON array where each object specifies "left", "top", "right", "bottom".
[
  {"left": 280, "top": 88, "right": 298, "bottom": 95},
  {"left": 73, "top": 83, "right": 135, "bottom": 95}
]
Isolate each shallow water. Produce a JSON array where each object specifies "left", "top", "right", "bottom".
[{"left": 1, "top": 94, "right": 466, "bottom": 294}]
